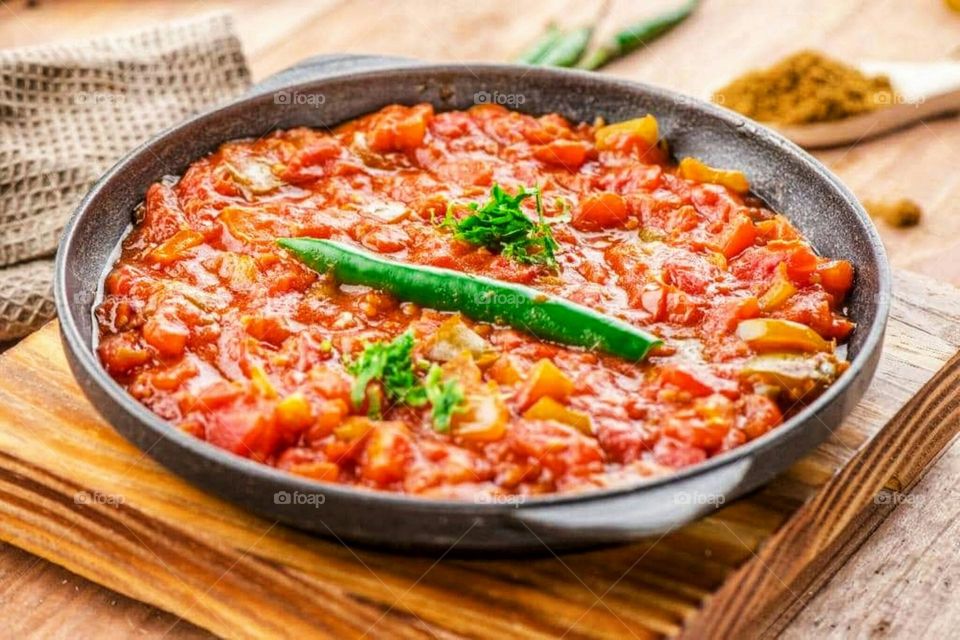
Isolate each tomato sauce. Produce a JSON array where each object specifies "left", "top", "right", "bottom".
[{"left": 96, "top": 104, "right": 854, "bottom": 498}]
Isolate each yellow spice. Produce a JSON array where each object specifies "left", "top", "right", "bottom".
[{"left": 713, "top": 50, "right": 895, "bottom": 125}]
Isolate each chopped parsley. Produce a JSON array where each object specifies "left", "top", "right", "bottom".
[
  {"left": 346, "top": 331, "right": 424, "bottom": 415},
  {"left": 423, "top": 364, "right": 466, "bottom": 433},
  {"left": 443, "top": 184, "right": 558, "bottom": 269},
  {"left": 345, "top": 331, "right": 466, "bottom": 431}
]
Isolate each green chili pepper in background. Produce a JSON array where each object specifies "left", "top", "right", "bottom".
[
  {"left": 278, "top": 238, "right": 661, "bottom": 362},
  {"left": 577, "top": 0, "right": 699, "bottom": 70},
  {"left": 536, "top": 26, "right": 593, "bottom": 68},
  {"left": 514, "top": 24, "right": 564, "bottom": 64}
]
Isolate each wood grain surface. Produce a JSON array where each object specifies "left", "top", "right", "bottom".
[
  {"left": 2, "top": 0, "right": 960, "bottom": 637},
  {"left": 0, "top": 271, "right": 954, "bottom": 639}
]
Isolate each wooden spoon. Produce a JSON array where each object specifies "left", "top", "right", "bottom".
[{"left": 771, "top": 60, "right": 960, "bottom": 149}]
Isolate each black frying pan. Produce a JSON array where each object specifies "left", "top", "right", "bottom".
[{"left": 54, "top": 55, "right": 890, "bottom": 553}]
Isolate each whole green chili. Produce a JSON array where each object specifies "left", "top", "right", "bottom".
[
  {"left": 514, "top": 25, "right": 564, "bottom": 64},
  {"left": 536, "top": 26, "right": 592, "bottom": 68},
  {"left": 278, "top": 238, "right": 661, "bottom": 362},
  {"left": 577, "top": 0, "right": 699, "bottom": 70}
]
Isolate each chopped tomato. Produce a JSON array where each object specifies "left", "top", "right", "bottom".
[
  {"left": 719, "top": 214, "right": 757, "bottom": 259},
  {"left": 660, "top": 365, "right": 739, "bottom": 398},
  {"left": 360, "top": 423, "right": 413, "bottom": 485},
  {"left": 534, "top": 140, "right": 590, "bottom": 169},
  {"left": 816, "top": 259, "right": 854, "bottom": 298},
  {"left": 368, "top": 104, "right": 433, "bottom": 152},
  {"left": 572, "top": 192, "right": 629, "bottom": 230}
]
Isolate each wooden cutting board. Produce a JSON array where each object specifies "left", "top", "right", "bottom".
[{"left": 0, "top": 269, "right": 957, "bottom": 640}]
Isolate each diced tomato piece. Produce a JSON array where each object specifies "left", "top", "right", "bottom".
[
  {"left": 140, "top": 183, "right": 189, "bottom": 243},
  {"left": 663, "top": 253, "right": 720, "bottom": 295},
  {"left": 281, "top": 137, "right": 341, "bottom": 183},
  {"left": 368, "top": 104, "right": 433, "bottom": 153},
  {"left": 771, "top": 289, "right": 854, "bottom": 341},
  {"left": 665, "top": 287, "right": 702, "bottom": 325},
  {"left": 704, "top": 296, "right": 761, "bottom": 335},
  {"left": 143, "top": 313, "right": 189, "bottom": 357},
  {"left": 663, "top": 395, "right": 735, "bottom": 452},
  {"left": 785, "top": 243, "right": 819, "bottom": 285},
  {"left": 194, "top": 381, "right": 243, "bottom": 410},
  {"left": 660, "top": 365, "right": 739, "bottom": 398},
  {"left": 534, "top": 140, "right": 590, "bottom": 170},
  {"left": 755, "top": 215, "right": 799, "bottom": 241},
  {"left": 358, "top": 224, "right": 410, "bottom": 253},
  {"left": 360, "top": 423, "right": 413, "bottom": 485},
  {"left": 572, "top": 192, "right": 629, "bottom": 231},
  {"left": 720, "top": 214, "right": 757, "bottom": 259},
  {"left": 206, "top": 398, "right": 281, "bottom": 461},
  {"left": 98, "top": 334, "right": 151, "bottom": 374},
  {"left": 738, "top": 394, "right": 783, "bottom": 440},
  {"left": 305, "top": 399, "right": 349, "bottom": 443},
  {"left": 817, "top": 259, "right": 854, "bottom": 298},
  {"left": 151, "top": 358, "right": 198, "bottom": 391},
  {"left": 508, "top": 420, "right": 603, "bottom": 479},
  {"left": 243, "top": 314, "right": 293, "bottom": 346}
]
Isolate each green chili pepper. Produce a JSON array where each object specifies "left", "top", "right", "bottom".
[
  {"left": 536, "top": 26, "right": 592, "bottom": 68},
  {"left": 278, "top": 238, "right": 661, "bottom": 362},
  {"left": 577, "top": 0, "right": 699, "bottom": 70},
  {"left": 514, "top": 25, "right": 564, "bottom": 64}
]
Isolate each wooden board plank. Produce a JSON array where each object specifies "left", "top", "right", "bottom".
[
  {"left": 0, "top": 270, "right": 955, "bottom": 639},
  {"left": 782, "top": 436, "right": 960, "bottom": 639},
  {"left": 0, "top": 542, "right": 210, "bottom": 639}
]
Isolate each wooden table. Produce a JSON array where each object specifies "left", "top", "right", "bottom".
[{"left": 1, "top": 0, "right": 959, "bottom": 637}]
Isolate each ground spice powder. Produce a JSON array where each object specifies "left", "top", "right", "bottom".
[{"left": 713, "top": 50, "right": 895, "bottom": 125}]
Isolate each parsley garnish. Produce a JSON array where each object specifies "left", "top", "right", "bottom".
[
  {"left": 423, "top": 364, "right": 466, "bottom": 433},
  {"left": 444, "top": 184, "right": 558, "bottom": 269},
  {"left": 345, "top": 331, "right": 466, "bottom": 431},
  {"left": 346, "top": 331, "right": 424, "bottom": 415}
]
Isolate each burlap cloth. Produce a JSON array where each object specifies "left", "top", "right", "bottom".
[{"left": 0, "top": 13, "right": 251, "bottom": 342}]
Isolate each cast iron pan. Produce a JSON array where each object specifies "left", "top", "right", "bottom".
[{"left": 54, "top": 55, "right": 891, "bottom": 553}]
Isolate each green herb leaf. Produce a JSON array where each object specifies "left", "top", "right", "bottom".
[
  {"left": 345, "top": 331, "right": 425, "bottom": 415},
  {"left": 445, "top": 184, "right": 559, "bottom": 269},
  {"left": 423, "top": 365, "right": 466, "bottom": 433},
  {"left": 344, "top": 332, "right": 467, "bottom": 430}
]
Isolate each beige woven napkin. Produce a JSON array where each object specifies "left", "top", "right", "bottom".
[{"left": 0, "top": 12, "right": 251, "bottom": 342}]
